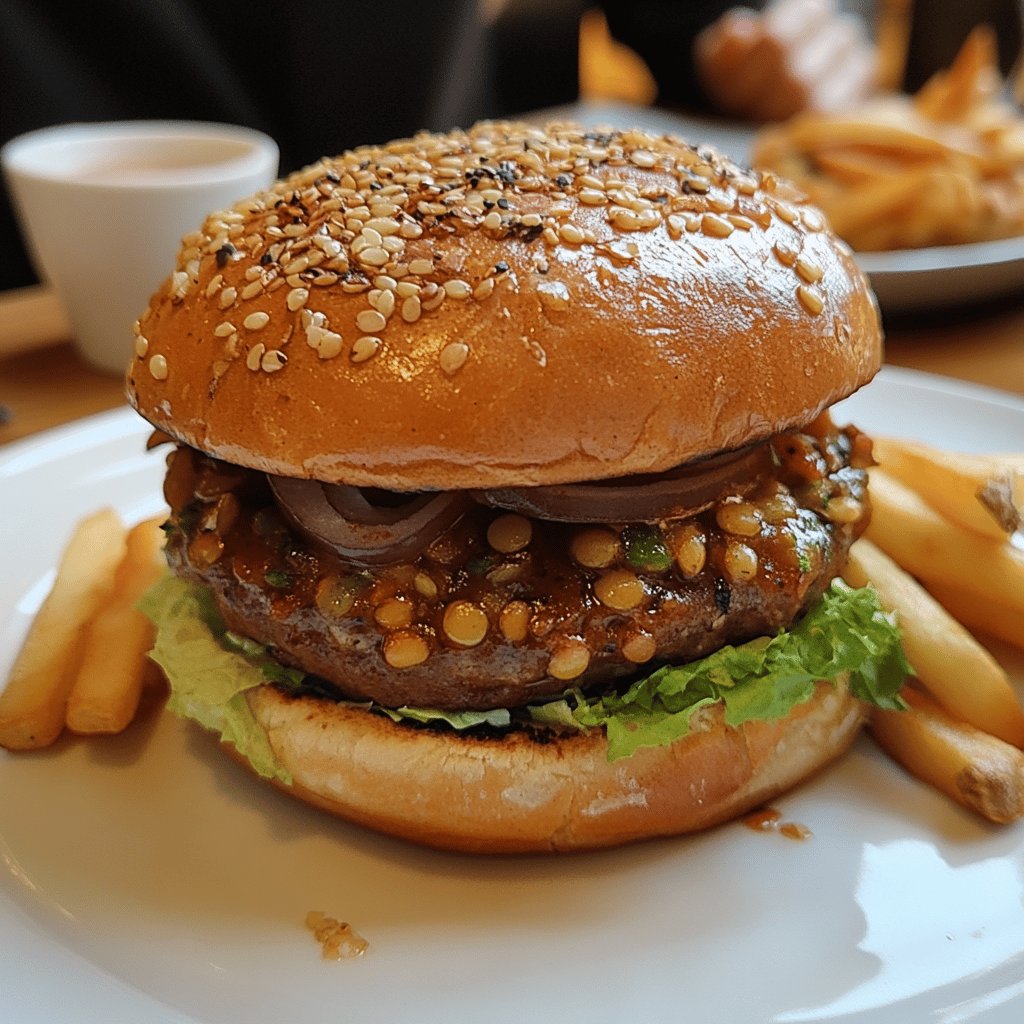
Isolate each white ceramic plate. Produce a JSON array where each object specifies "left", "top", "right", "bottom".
[
  {"left": 2, "top": 367, "right": 1023, "bottom": 1024},
  {"left": 855, "top": 236, "right": 1024, "bottom": 315}
]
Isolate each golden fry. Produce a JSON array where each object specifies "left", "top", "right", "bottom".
[
  {"left": 0, "top": 509, "right": 126, "bottom": 750},
  {"left": 845, "top": 539, "right": 1024, "bottom": 747},
  {"left": 751, "top": 28, "right": 1024, "bottom": 250},
  {"left": 66, "top": 517, "right": 167, "bottom": 735},
  {"left": 872, "top": 437, "right": 1024, "bottom": 541},
  {"left": 864, "top": 468, "right": 1024, "bottom": 620},
  {"left": 913, "top": 25, "right": 1000, "bottom": 121},
  {"left": 871, "top": 688, "right": 1024, "bottom": 824},
  {"left": 925, "top": 580, "right": 1024, "bottom": 653}
]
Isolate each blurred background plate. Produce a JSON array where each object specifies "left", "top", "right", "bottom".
[
  {"left": 855, "top": 235, "right": 1024, "bottom": 314},
  {"left": 525, "top": 100, "right": 754, "bottom": 164}
]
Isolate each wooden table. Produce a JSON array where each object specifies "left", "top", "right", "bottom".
[{"left": 1, "top": 283, "right": 1022, "bottom": 448}]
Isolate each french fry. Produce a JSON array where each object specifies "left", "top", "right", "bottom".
[
  {"left": 0, "top": 508, "right": 126, "bottom": 750},
  {"left": 924, "top": 579, "right": 1024, "bottom": 653},
  {"left": 864, "top": 468, "right": 1024, "bottom": 620},
  {"left": 870, "top": 688, "right": 1024, "bottom": 824},
  {"left": 913, "top": 25, "right": 1000, "bottom": 122},
  {"left": 845, "top": 539, "right": 1024, "bottom": 747},
  {"left": 65, "top": 517, "right": 166, "bottom": 735},
  {"left": 751, "top": 28, "right": 1024, "bottom": 250},
  {"left": 872, "top": 437, "right": 1024, "bottom": 541}
]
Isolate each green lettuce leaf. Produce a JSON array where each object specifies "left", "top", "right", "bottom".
[
  {"left": 138, "top": 575, "right": 292, "bottom": 782},
  {"left": 537, "top": 579, "right": 910, "bottom": 760},
  {"left": 140, "top": 574, "right": 909, "bottom": 777}
]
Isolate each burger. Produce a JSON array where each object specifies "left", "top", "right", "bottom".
[{"left": 127, "top": 121, "right": 908, "bottom": 853}]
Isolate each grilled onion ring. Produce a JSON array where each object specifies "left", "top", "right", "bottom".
[
  {"left": 268, "top": 476, "right": 469, "bottom": 565},
  {"left": 474, "top": 444, "right": 775, "bottom": 523}
]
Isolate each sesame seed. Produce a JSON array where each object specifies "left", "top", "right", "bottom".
[
  {"left": 240, "top": 280, "right": 264, "bottom": 300},
  {"left": 726, "top": 214, "right": 755, "bottom": 231},
  {"left": 609, "top": 206, "right": 659, "bottom": 230},
  {"left": 483, "top": 210, "right": 503, "bottom": 231},
  {"left": 351, "top": 336, "right": 381, "bottom": 363},
  {"left": 773, "top": 242, "right": 797, "bottom": 266},
  {"left": 399, "top": 221, "right": 423, "bottom": 239},
  {"left": 364, "top": 217, "right": 400, "bottom": 236},
  {"left": 443, "top": 278, "right": 471, "bottom": 300},
  {"left": 359, "top": 246, "right": 390, "bottom": 267},
  {"left": 261, "top": 349, "right": 287, "bottom": 372},
  {"left": 245, "top": 344, "right": 265, "bottom": 371},
  {"left": 578, "top": 189, "right": 607, "bottom": 206},
  {"left": 286, "top": 287, "right": 309, "bottom": 311},
  {"left": 439, "top": 341, "right": 469, "bottom": 374},
  {"left": 356, "top": 309, "right": 387, "bottom": 333},
  {"left": 795, "top": 255, "right": 823, "bottom": 283},
  {"left": 797, "top": 284, "right": 824, "bottom": 315},
  {"left": 282, "top": 255, "right": 310, "bottom": 275},
  {"left": 473, "top": 278, "right": 496, "bottom": 300},
  {"left": 134, "top": 335, "right": 149, "bottom": 358},
  {"left": 395, "top": 281, "right": 420, "bottom": 298},
  {"left": 304, "top": 311, "right": 343, "bottom": 359},
  {"left": 218, "top": 287, "right": 237, "bottom": 309},
  {"left": 147, "top": 351, "right": 170, "bottom": 380},
  {"left": 409, "top": 258, "right": 434, "bottom": 276},
  {"left": 773, "top": 201, "right": 798, "bottom": 225},
  {"left": 801, "top": 207, "right": 825, "bottom": 231},
  {"left": 243, "top": 311, "right": 271, "bottom": 331},
  {"left": 707, "top": 193, "right": 735, "bottom": 213},
  {"left": 701, "top": 213, "right": 734, "bottom": 238},
  {"left": 421, "top": 285, "right": 446, "bottom": 312},
  {"left": 401, "top": 295, "right": 422, "bottom": 322},
  {"left": 521, "top": 212, "right": 543, "bottom": 227},
  {"left": 214, "top": 321, "right": 236, "bottom": 337},
  {"left": 559, "top": 223, "right": 585, "bottom": 244},
  {"left": 372, "top": 288, "right": 396, "bottom": 317}
]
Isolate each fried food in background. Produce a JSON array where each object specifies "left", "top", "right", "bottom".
[
  {"left": 694, "top": 0, "right": 878, "bottom": 123},
  {"left": 752, "top": 26, "right": 1024, "bottom": 250}
]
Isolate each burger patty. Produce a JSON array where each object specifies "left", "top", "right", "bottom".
[{"left": 160, "top": 415, "right": 871, "bottom": 710}]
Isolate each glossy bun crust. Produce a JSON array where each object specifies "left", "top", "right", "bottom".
[
  {"left": 241, "top": 679, "right": 864, "bottom": 853},
  {"left": 126, "top": 121, "right": 881, "bottom": 490}
]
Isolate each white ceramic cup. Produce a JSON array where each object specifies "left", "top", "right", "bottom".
[{"left": 2, "top": 120, "right": 279, "bottom": 374}]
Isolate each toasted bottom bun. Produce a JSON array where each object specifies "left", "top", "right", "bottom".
[{"left": 235, "top": 680, "right": 865, "bottom": 854}]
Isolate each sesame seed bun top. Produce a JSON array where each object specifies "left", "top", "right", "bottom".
[{"left": 125, "top": 121, "right": 882, "bottom": 490}]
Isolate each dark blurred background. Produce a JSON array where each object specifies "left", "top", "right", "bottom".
[{"left": 2, "top": 0, "right": 1021, "bottom": 292}]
